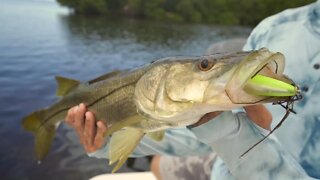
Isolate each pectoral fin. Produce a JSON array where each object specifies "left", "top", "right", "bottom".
[
  {"left": 109, "top": 128, "right": 144, "bottom": 173},
  {"left": 55, "top": 76, "right": 80, "bottom": 96},
  {"left": 147, "top": 130, "right": 165, "bottom": 141},
  {"left": 104, "top": 114, "right": 143, "bottom": 137}
]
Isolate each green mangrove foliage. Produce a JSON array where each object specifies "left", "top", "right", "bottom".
[{"left": 57, "top": 0, "right": 315, "bottom": 25}]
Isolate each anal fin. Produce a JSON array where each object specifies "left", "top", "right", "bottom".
[{"left": 109, "top": 128, "right": 144, "bottom": 173}]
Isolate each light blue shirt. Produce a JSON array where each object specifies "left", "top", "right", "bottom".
[
  {"left": 205, "top": 1, "right": 320, "bottom": 179},
  {"left": 243, "top": 0, "right": 320, "bottom": 178},
  {"left": 90, "top": 1, "right": 320, "bottom": 179}
]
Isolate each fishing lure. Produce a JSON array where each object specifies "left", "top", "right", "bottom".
[{"left": 240, "top": 75, "right": 303, "bottom": 157}]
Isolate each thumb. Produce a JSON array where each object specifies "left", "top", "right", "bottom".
[{"left": 244, "top": 105, "right": 272, "bottom": 130}]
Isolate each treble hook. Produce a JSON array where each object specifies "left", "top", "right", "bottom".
[{"left": 240, "top": 89, "right": 303, "bottom": 158}]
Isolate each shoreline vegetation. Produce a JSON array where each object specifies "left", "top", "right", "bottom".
[{"left": 57, "top": 0, "right": 314, "bottom": 25}]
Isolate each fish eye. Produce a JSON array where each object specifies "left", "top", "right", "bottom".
[{"left": 198, "top": 59, "right": 214, "bottom": 71}]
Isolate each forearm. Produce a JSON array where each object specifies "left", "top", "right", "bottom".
[{"left": 191, "top": 112, "right": 316, "bottom": 180}]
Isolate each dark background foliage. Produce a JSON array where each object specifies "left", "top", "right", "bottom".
[{"left": 57, "top": 0, "right": 315, "bottom": 25}]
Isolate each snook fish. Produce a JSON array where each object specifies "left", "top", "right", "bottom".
[{"left": 22, "top": 48, "right": 299, "bottom": 172}]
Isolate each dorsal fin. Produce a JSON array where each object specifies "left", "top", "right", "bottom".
[
  {"left": 88, "top": 70, "right": 123, "bottom": 84},
  {"left": 55, "top": 76, "right": 80, "bottom": 96}
]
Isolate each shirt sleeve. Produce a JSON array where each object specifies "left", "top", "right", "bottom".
[
  {"left": 88, "top": 127, "right": 213, "bottom": 159},
  {"left": 190, "top": 112, "right": 316, "bottom": 180}
]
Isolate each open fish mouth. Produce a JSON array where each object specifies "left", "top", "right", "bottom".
[
  {"left": 226, "top": 49, "right": 300, "bottom": 104},
  {"left": 244, "top": 59, "right": 298, "bottom": 96}
]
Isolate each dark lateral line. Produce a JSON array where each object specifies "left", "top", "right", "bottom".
[{"left": 40, "top": 81, "right": 137, "bottom": 128}]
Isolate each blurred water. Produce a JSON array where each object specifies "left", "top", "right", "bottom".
[{"left": 0, "top": 0, "right": 251, "bottom": 179}]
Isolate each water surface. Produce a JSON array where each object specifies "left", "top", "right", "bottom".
[{"left": 0, "top": 0, "right": 251, "bottom": 179}]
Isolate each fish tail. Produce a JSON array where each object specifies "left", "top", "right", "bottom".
[{"left": 22, "top": 110, "right": 56, "bottom": 161}]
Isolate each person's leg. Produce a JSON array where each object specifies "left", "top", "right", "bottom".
[
  {"left": 151, "top": 156, "right": 162, "bottom": 180},
  {"left": 151, "top": 153, "right": 217, "bottom": 180}
]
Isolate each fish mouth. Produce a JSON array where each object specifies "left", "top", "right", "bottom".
[
  {"left": 248, "top": 52, "right": 288, "bottom": 82},
  {"left": 226, "top": 49, "right": 299, "bottom": 104}
]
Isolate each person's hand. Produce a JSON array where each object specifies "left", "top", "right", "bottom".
[
  {"left": 244, "top": 104, "right": 272, "bottom": 130},
  {"left": 65, "top": 103, "right": 107, "bottom": 153},
  {"left": 192, "top": 104, "right": 272, "bottom": 130}
]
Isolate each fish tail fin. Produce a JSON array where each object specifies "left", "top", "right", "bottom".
[
  {"left": 22, "top": 110, "right": 56, "bottom": 161},
  {"left": 109, "top": 128, "right": 144, "bottom": 173}
]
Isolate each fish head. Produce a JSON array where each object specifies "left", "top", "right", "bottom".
[{"left": 135, "top": 48, "right": 299, "bottom": 125}]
